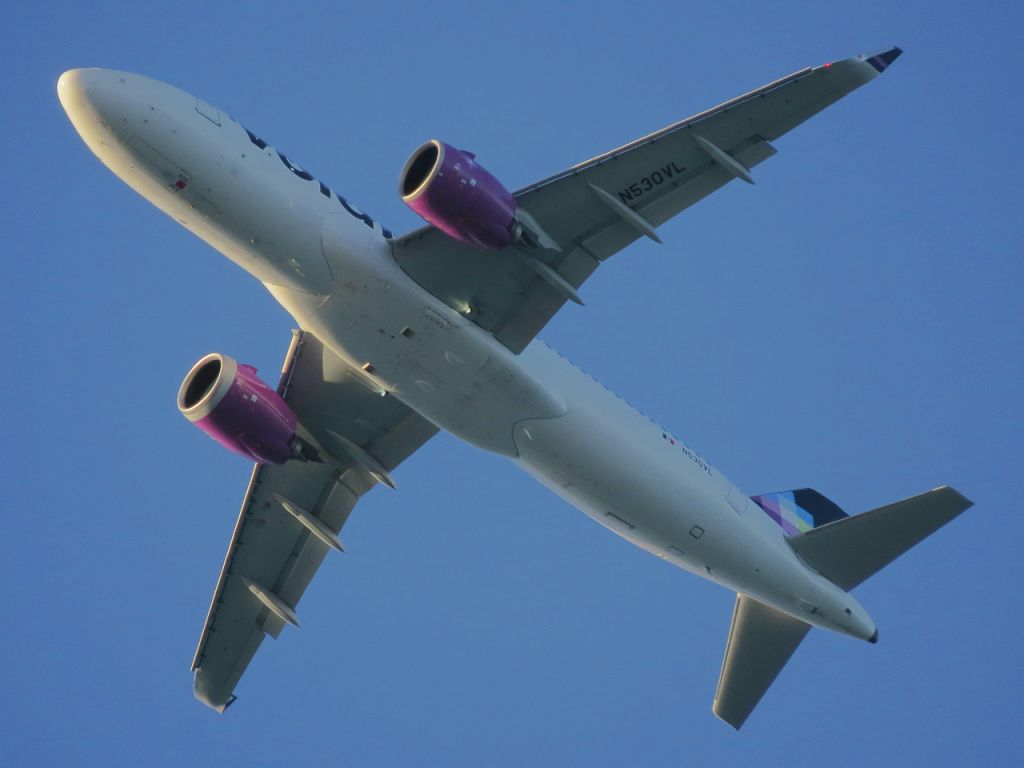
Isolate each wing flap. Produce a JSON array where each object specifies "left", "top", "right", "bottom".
[
  {"left": 192, "top": 331, "right": 437, "bottom": 712},
  {"left": 713, "top": 594, "right": 812, "bottom": 730}
]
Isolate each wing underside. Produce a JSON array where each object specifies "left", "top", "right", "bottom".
[
  {"left": 393, "top": 48, "right": 901, "bottom": 352},
  {"left": 191, "top": 331, "right": 437, "bottom": 711}
]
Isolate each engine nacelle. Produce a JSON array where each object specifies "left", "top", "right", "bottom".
[
  {"left": 177, "top": 353, "right": 298, "bottom": 465},
  {"left": 399, "top": 139, "right": 517, "bottom": 249}
]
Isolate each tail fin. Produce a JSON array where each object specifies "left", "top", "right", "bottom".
[
  {"left": 713, "top": 595, "right": 811, "bottom": 730},
  {"left": 750, "top": 488, "right": 847, "bottom": 535},
  {"left": 787, "top": 486, "right": 973, "bottom": 590}
]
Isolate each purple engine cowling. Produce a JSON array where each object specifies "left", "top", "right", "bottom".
[
  {"left": 400, "top": 139, "right": 517, "bottom": 249},
  {"left": 177, "top": 353, "right": 298, "bottom": 465}
]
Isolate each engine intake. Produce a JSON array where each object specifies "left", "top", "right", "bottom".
[
  {"left": 177, "top": 353, "right": 298, "bottom": 464},
  {"left": 400, "top": 139, "right": 517, "bottom": 249}
]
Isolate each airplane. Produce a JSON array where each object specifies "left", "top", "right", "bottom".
[{"left": 57, "top": 47, "right": 973, "bottom": 729}]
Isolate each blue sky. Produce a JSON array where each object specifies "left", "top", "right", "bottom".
[{"left": 4, "top": 1, "right": 1022, "bottom": 765}]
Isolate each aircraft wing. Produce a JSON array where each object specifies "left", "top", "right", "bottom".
[
  {"left": 393, "top": 48, "right": 901, "bottom": 352},
  {"left": 191, "top": 331, "right": 437, "bottom": 711}
]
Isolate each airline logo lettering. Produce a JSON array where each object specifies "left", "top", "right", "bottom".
[{"left": 243, "top": 126, "right": 393, "bottom": 238}]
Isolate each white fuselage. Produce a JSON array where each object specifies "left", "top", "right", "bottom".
[{"left": 58, "top": 68, "right": 877, "bottom": 642}]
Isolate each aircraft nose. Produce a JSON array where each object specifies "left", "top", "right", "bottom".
[
  {"left": 56, "top": 68, "right": 88, "bottom": 113},
  {"left": 58, "top": 68, "right": 104, "bottom": 117},
  {"left": 57, "top": 68, "right": 135, "bottom": 139}
]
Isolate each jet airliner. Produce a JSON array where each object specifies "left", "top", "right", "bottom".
[{"left": 57, "top": 48, "right": 972, "bottom": 728}]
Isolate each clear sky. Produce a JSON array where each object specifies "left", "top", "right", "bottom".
[{"left": 3, "top": 2, "right": 1022, "bottom": 765}]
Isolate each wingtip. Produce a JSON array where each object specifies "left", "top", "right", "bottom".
[
  {"left": 712, "top": 702, "right": 745, "bottom": 731},
  {"left": 194, "top": 670, "right": 237, "bottom": 713},
  {"left": 932, "top": 485, "right": 975, "bottom": 511},
  {"left": 865, "top": 46, "right": 903, "bottom": 73}
]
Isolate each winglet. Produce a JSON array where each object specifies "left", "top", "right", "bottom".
[{"left": 864, "top": 47, "right": 903, "bottom": 73}]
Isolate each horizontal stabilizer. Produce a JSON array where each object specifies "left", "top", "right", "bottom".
[
  {"left": 713, "top": 594, "right": 812, "bottom": 730},
  {"left": 787, "top": 486, "right": 973, "bottom": 590}
]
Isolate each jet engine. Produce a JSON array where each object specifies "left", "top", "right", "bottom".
[
  {"left": 177, "top": 353, "right": 299, "bottom": 465},
  {"left": 399, "top": 139, "right": 517, "bottom": 249}
]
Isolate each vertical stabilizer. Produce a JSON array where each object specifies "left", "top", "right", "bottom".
[{"left": 750, "top": 488, "right": 848, "bottom": 535}]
